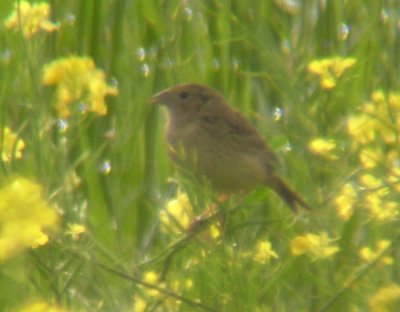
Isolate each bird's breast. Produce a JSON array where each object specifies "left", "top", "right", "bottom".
[{"left": 165, "top": 120, "right": 266, "bottom": 192}]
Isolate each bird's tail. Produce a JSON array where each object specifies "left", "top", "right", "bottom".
[{"left": 269, "top": 175, "right": 310, "bottom": 212}]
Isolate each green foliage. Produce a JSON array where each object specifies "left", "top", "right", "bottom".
[{"left": 1, "top": 0, "right": 400, "bottom": 311}]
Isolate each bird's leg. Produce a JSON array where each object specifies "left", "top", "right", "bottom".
[{"left": 187, "top": 193, "right": 230, "bottom": 234}]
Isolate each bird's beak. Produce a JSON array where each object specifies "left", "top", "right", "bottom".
[{"left": 150, "top": 89, "right": 169, "bottom": 105}]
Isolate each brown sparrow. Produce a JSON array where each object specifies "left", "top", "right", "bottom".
[{"left": 151, "top": 83, "right": 309, "bottom": 212}]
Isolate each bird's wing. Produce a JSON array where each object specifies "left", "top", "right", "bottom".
[{"left": 200, "top": 107, "right": 280, "bottom": 169}]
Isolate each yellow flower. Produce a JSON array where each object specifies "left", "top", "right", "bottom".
[
  {"left": 362, "top": 183, "right": 391, "bottom": 222},
  {"left": 320, "top": 75, "right": 336, "bottom": 89},
  {"left": 386, "top": 150, "right": 400, "bottom": 168},
  {"left": 307, "top": 57, "right": 356, "bottom": 89},
  {"left": 347, "top": 114, "right": 376, "bottom": 144},
  {"left": 136, "top": 271, "right": 177, "bottom": 310},
  {"left": 335, "top": 183, "right": 357, "bottom": 221},
  {"left": 368, "top": 284, "right": 400, "bottom": 312},
  {"left": 252, "top": 240, "right": 279, "bottom": 264},
  {"left": 133, "top": 297, "right": 147, "bottom": 312},
  {"left": 359, "top": 240, "right": 392, "bottom": 266},
  {"left": 307, "top": 59, "right": 331, "bottom": 76},
  {"left": 361, "top": 101, "right": 376, "bottom": 115},
  {"left": 160, "top": 191, "right": 193, "bottom": 233},
  {"left": 376, "top": 123, "right": 396, "bottom": 144},
  {"left": 330, "top": 57, "right": 357, "bottom": 77},
  {"left": 0, "top": 178, "right": 59, "bottom": 260},
  {"left": 15, "top": 300, "right": 69, "bottom": 312},
  {"left": 32, "top": 232, "right": 49, "bottom": 248},
  {"left": 371, "top": 89, "right": 386, "bottom": 105},
  {"left": 308, "top": 138, "right": 337, "bottom": 160},
  {"left": 133, "top": 271, "right": 183, "bottom": 311},
  {"left": 347, "top": 89, "right": 400, "bottom": 149},
  {"left": 291, "top": 232, "right": 339, "bottom": 261},
  {"left": 4, "top": 1, "right": 59, "bottom": 38},
  {"left": 209, "top": 223, "right": 221, "bottom": 239},
  {"left": 387, "top": 167, "right": 400, "bottom": 193},
  {"left": 66, "top": 223, "right": 86, "bottom": 240},
  {"left": 367, "top": 91, "right": 397, "bottom": 141},
  {"left": 42, "top": 56, "right": 118, "bottom": 118},
  {"left": 359, "top": 174, "right": 383, "bottom": 189},
  {"left": 366, "top": 198, "right": 399, "bottom": 222},
  {"left": 142, "top": 271, "right": 165, "bottom": 298},
  {"left": 388, "top": 92, "right": 400, "bottom": 109},
  {"left": 185, "top": 279, "right": 193, "bottom": 289},
  {"left": 359, "top": 147, "right": 382, "bottom": 169},
  {"left": 0, "top": 127, "right": 25, "bottom": 162}
]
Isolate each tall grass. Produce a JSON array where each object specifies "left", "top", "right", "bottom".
[{"left": 1, "top": 0, "right": 399, "bottom": 311}]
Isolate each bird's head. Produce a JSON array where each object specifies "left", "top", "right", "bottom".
[{"left": 151, "top": 83, "right": 225, "bottom": 122}]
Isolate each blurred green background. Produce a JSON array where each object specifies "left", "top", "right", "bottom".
[{"left": 1, "top": 0, "right": 400, "bottom": 311}]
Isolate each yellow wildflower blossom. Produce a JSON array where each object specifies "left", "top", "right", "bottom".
[
  {"left": 347, "top": 114, "right": 376, "bottom": 144},
  {"left": 160, "top": 191, "right": 193, "bottom": 233},
  {"left": 291, "top": 232, "right": 339, "bottom": 261},
  {"left": 307, "top": 57, "right": 356, "bottom": 89},
  {"left": 348, "top": 90, "right": 400, "bottom": 144},
  {"left": 381, "top": 201, "right": 399, "bottom": 222},
  {"left": 15, "top": 300, "right": 69, "bottom": 312},
  {"left": 134, "top": 272, "right": 170, "bottom": 310},
  {"left": 32, "top": 232, "right": 49, "bottom": 248},
  {"left": 369, "top": 284, "right": 400, "bottom": 312},
  {"left": 0, "top": 178, "right": 59, "bottom": 260},
  {"left": 388, "top": 92, "right": 400, "bottom": 109},
  {"left": 335, "top": 183, "right": 357, "bottom": 221},
  {"left": 320, "top": 75, "right": 336, "bottom": 89},
  {"left": 133, "top": 271, "right": 183, "bottom": 311},
  {"left": 42, "top": 56, "right": 118, "bottom": 118},
  {"left": 359, "top": 147, "right": 382, "bottom": 169},
  {"left": 330, "top": 57, "right": 357, "bottom": 76},
  {"left": 366, "top": 197, "right": 398, "bottom": 222},
  {"left": 66, "top": 223, "right": 86, "bottom": 240},
  {"left": 361, "top": 101, "right": 376, "bottom": 115},
  {"left": 185, "top": 279, "right": 193, "bottom": 289},
  {"left": 387, "top": 167, "right": 400, "bottom": 193},
  {"left": 359, "top": 240, "right": 392, "bottom": 266},
  {"left": 0, "top": 127, "right": 25, "bottom": 162},
  {"left": 371, "top": 89, "right": 386, "bottom": 105},
  {"left": 142, "top": 271, "right": 166, "bottom": 298},
  {"left": 347, "top": 89, "right": 400, "bottom": 149},
  {"left": 252, "top": 240, "right": 279, "bottom": 264},
  {"left": 308, "top": 138, "right": 337, "bottom": 160},
  {"left": 376, "top": 123, "right": 396, "bottom": 144},
  {"left": 209, "top": 223, "right": 221, "bottom": 239},
  {"left": 359, "top": 90, "right": 398, "bottom": 144},
  {"left": 4, "top": 1, "right": 59, "bottom": 38},
  {"left": 133, "top": 297, "right": 147, "bottom": 312},
  {"left": 386, "top": 149, "right": 400, "bottom": 166},
  {"left": 359, "top": 174, "right": 383, "bottom": 189}
]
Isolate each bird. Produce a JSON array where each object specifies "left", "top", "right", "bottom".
[{"left": 150, "top": 83, "right": 309, "bottom": 212}]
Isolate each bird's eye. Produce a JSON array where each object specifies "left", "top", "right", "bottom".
[{"left": 180, "top": 91, "right": 190, "bottom": 99}]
